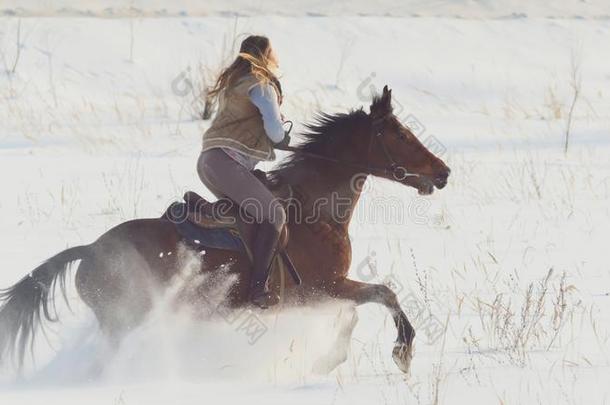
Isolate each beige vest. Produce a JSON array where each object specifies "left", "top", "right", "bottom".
[{"left": 202, "top": 73, "right": 278, "bottom": 161}]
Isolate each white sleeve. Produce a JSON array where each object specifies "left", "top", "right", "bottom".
[{"left": 248, "top": 83, "right": 285, "bottom": 144}]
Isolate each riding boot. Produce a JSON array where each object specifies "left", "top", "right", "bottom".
[{"left": 249, "top": 220, "right": 281, "bottom": 309}]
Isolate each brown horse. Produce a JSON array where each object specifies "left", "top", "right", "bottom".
[{"left": 0, "top": 86, "right": 450, "bottom": 374}]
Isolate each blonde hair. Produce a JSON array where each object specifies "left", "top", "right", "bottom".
[{"left": 208, "top": 35, "right": 281, "bottom": 102}]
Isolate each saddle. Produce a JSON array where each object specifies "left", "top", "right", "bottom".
[
  {"left": 162, "top": 170, "right": 300, "bottom": 285},
  {"left": 183, "top": 170, "right": 292, "bottom": 232}
]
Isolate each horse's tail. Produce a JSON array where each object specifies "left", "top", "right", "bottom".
[{"left": 0, "top": 244, "right": 91, "bottom": 368}]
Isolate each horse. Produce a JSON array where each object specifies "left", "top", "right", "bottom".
[{"left": 0, "top": 86, "right": 450, "bottom": 374}]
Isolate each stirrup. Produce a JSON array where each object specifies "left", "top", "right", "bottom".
[{"left": 249, "top": 288, "right": 280, "bottom": 309}]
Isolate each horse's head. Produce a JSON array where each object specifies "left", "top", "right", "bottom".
[{"left": 364, "top": 85, "right": 450, "bottom": 195}]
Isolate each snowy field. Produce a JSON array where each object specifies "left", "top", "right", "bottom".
[{"left": 1, "top": 1, "right": 610, "bottom": 404}]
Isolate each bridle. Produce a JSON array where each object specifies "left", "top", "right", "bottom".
[
  {"left": 368, "top": 114, "right": 420, "bottom": 181},
  {"left": 280, "top": 116, "right": 420, "bottom": 181}
]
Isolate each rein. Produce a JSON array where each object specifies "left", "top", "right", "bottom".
[{"left": 280, "top": 118, "right": 420, "bottom": 181}]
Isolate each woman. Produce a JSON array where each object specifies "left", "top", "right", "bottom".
[{"left": 197, "top": 35, "right": 290, "bottom": 309}]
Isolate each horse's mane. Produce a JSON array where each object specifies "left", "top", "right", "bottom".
[{"left": 268, "top": 108, "right": 369, "bottom": 184}]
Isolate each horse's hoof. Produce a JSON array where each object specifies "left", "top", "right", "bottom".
[
  {"left": 392, "top": 342, "right": 413, "bottom": 374},
  {"left": 312, "top": 351, "right": 346, "bottom": 375}
]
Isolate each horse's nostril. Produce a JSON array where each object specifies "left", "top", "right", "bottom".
[{"left": 434, "top": 169, "right": 450, "bottom": 189}]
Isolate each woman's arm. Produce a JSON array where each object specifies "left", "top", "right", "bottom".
[{"left": 248, "top": 83, "right": 285, "bottom": 144}]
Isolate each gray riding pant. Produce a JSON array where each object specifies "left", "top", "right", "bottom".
[{"left": 197, "top": 148, "right": 286, "bottom": 231}]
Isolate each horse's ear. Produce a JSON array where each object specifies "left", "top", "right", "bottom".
[
  {"left": 382, "top": 85, "right": 392, "bottom": 104},
  {"left": 370, "top": 85, "right": 393, "bottom": 116}
]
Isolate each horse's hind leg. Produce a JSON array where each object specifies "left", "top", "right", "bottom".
[{"left": 75, "top": 255, "right": 149, "bottom": 353}]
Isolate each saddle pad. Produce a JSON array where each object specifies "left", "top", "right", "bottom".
[
  {"left": 186, "top": 211, "right": 238, "bottom": 229},
  {"left": 164, "top": 202, "right": 246, "bottom": 253}
]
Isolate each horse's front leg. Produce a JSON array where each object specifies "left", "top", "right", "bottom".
[{"left": 328, "top": 278, "right": 415, "bottom": 374}]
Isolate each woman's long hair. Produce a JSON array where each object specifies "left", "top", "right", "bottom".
[{"left": 207, "top": 35, "right": 282, "bottom": 103}]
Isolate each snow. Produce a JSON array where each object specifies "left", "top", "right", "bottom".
[
  {"left": 1, "top": 1, "right": 610, "bottom": 404},
  {"left": 4, "top": 0, "right": 610, "bottom": 19}
]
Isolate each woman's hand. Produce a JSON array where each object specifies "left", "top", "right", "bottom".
[{"left": 274, "top": 133, "right": 292, "bottom": 151}]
